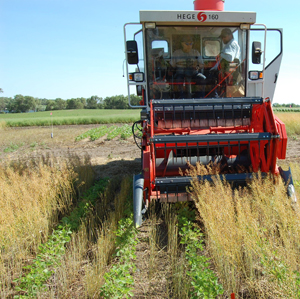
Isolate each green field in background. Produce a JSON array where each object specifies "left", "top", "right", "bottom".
[
  {"left": 273, "top": 108, "right": 300, "bottom": 112},
  {"left": 0, "top": 109, "right": 299, "bottom": 130},
  {"left": 0, "top": 109, "right": 140, "bottom": 127}
]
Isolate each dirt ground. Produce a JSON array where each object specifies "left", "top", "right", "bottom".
[
  {"left": 65, "top": 135, "right": 142, "bottom": 179},
  {"left": 0, "top": 124, "right": 299, "bottom": 179},
  {"left": 282, "top": 138, "right": 300, "bottom": 164},
  {"left": 0, "top": 124, "right": 142, "bottom": 179}
]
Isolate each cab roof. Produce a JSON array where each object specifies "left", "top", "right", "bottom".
[{"left": 139, "top": 10, "right": 256, "bottom": 26}]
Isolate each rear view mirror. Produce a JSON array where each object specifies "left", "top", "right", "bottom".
[
  {"left": 252, "top": 41, "right": 262, "bottom": 64},
  {"left": 126, "top": 40, "right": 139, "bottom": 65}
]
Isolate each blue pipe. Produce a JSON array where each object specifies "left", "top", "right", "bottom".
[{"left": 133, "top": 173, "right": 144, "bottom": 227}]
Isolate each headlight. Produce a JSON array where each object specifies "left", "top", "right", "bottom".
[
  {"left": 129, "top": 72, "right": 144, "bottom": 82},
  {"left": 249, "top": 71, "right": 263, "bottom": 80}
]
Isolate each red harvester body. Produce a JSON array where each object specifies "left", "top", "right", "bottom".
[{"left": 124, "top": 0, "right": 295, "bottom": 226}]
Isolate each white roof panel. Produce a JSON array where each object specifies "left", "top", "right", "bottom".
[{"left": 139, "top": 10, "right": 256, "bottom": 25}]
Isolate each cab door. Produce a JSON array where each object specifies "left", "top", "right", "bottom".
[
  {"left": 247, "top": 27, "right": 283, "bottom": 103},
  {"left": 124, "top": 23, "right": 146, "bottom": 107}
]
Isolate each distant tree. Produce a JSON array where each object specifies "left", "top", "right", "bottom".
[
  {"left": 97, "top": 97, "right": 104, "bottom": 109},
  {"left": 66, "top": 98, "right": 85, "bottom": 109},
  {"left": 103, "top": 94, "right": 142, "bottom": 109},
  {"left": 0, "top": 98, "right": 5, "bottom": 111},
  {"left": 0, "top": 88, "right": 3, "bottom": 93},
  {"left": 0, "top": 97, "right": 10, "bottom": 111},
  {"left": 272, "top": 103, "right": 300, "bottom": 108},
  {"left": 130, "top": 94, "right": 142, "bottom": 106},
  {"left": 24, "top": 96, "right": 36, "bottom": 111},
  {"left": 9, "top": 94, "right": 36, "bottom": 112},
  {"left": 79, "top": 97, "right": 86, "bottom": 108},
  {"left": 7, "top": 98, "right": 15, "bottom": 112},
  {"left": 104, "top": 95, "right": 128, "bottom": 109},
  {"left": 54, "top": 98, "right": 67, "bottom": 110},
  {"left": 46, "top": 100, "right": 56, "bottom": 111},
  {"left": 40, "top": 98, "right": 49, "bottom": 105},
  {"left": 86, "top": 95, "right": 103, "bottom": 109},
  {"left": 1, "top": 94, "right": 144, "bottom": 111},
  {"left": 66, "top": 99, "right": 76, "bottom": 109},
  {"left": 13, "top": 94, "right": 27, "bottom": 112},
  {"left": 35, "top": 97, "right": 41, "bottom": 106},
  {"left": 34, "top": 98, "right": 43, "bottom": 111}
]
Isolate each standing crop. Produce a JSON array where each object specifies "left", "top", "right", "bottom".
[
  {"left": 190, "top": 171, "right": 300, "bottom": 297},
  {"left": 179, "top": 216, "right": 224, "bottom": 299},
  {"left": 14, "top": 226, "right": 72, "bottom": 298},
  {"left": 100, "top": 217, "right": 138, "bottom": 299}
]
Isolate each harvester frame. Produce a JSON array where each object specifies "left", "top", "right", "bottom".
[{"left": 124, "top": 1, "right": 296, "bottom": 226}]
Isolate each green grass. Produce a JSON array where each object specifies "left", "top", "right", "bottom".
[
  {"left": 106, "top": 124, "right": 132, "bottom": 140},
  {"left": 75, "top": 124, "right": 133, "bottom": 141},
  {"left": 0, "top": 109, "right": 140, "bottom": 127},
  {"left": 75, "top": 126, "right": 112, "bottom": 141},
  {"left": 4, "top": 142, "right": 24, "bottom": 152}
]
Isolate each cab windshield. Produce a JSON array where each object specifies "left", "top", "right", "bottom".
[{"left": 145, "top": 26, "right": 247, "bottom": 100}]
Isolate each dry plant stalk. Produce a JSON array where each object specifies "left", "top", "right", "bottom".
[
  {"left": 0, "top": 162, "right": 75, "bottom": 253},
  {"left": 22, "top": 176, "right": 132, "bottom": 298},
  {"left": 85, "top": 215, "right": 118, "bottom": 298},
  {"left": 148, "top": 203, "right": 158, "bottom": 279},
  {"left": 0, "top": 121, "right": 6, "bottom": 129},
  {"left": 275, "top": 113, "right": 300, "bottom": 135},
  {"left": 0, "top": 153, "right": 97, "bottom": 298},
  {"left": 85, "top": 176, "right": 132, "bottom": 297},
  {"left": 187, "top": 162, "right": 300, "bottom": 298},
  {"left": 162, "top": 203, "right": 190, "bottom": 299},
  {"left": 0, "top": 160, "right": 76, "bottom": 298},
  {"left": 49, "top": 177, "right": 132, "bottom": 299},
  {"left": 45, "top": 216, "right": 118, "bottom": 299}
]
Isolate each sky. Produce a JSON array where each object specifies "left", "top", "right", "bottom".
[{"left": 0, "top": 0, "right": 299, "bottom": 104}]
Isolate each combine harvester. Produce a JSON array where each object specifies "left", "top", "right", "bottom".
[{"left": 124, "top": 0, "right": 296, "bottom": 226}]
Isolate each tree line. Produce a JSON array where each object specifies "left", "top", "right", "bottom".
[
  {"left": 0, "top": 94, "right": 142, "bottom": 113},
  {"left": 0, "top": 94, "right": 297, "bottom": 113},
  {"left": 272, "top": 103, "right": 300, "bottom": 108}
]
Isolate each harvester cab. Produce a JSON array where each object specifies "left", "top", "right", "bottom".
[{"left": 124, "top": 0, "right": 296, "bottom": 226}]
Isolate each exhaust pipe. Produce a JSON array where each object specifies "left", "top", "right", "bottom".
[
  {"left": 133, "top": 173, "right": 144, "bottom": 227},
  {"left": 194, "top": 0, "right": 224, "bottom": 11}
]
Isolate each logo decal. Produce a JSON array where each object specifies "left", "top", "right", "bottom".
[{"left": 197, "top": 12, "right": 207, "bottom": 22}]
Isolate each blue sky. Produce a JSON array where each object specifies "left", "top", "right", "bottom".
[{"left": 0, "top": 0, "right": 299, "bottom": 104}]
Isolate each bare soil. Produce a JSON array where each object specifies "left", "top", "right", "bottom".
[
  {"left": 1, "top": 124, "right": 299, "bottom": 179},
  {"left": 132, "top": 219, "right": 171, "bottom": 299},
  {"left": 0, "top": 124, "right": 142, "bottom": 179},
  {"left": 282, "top": 138, "right": 300, "bottom": 164}
]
